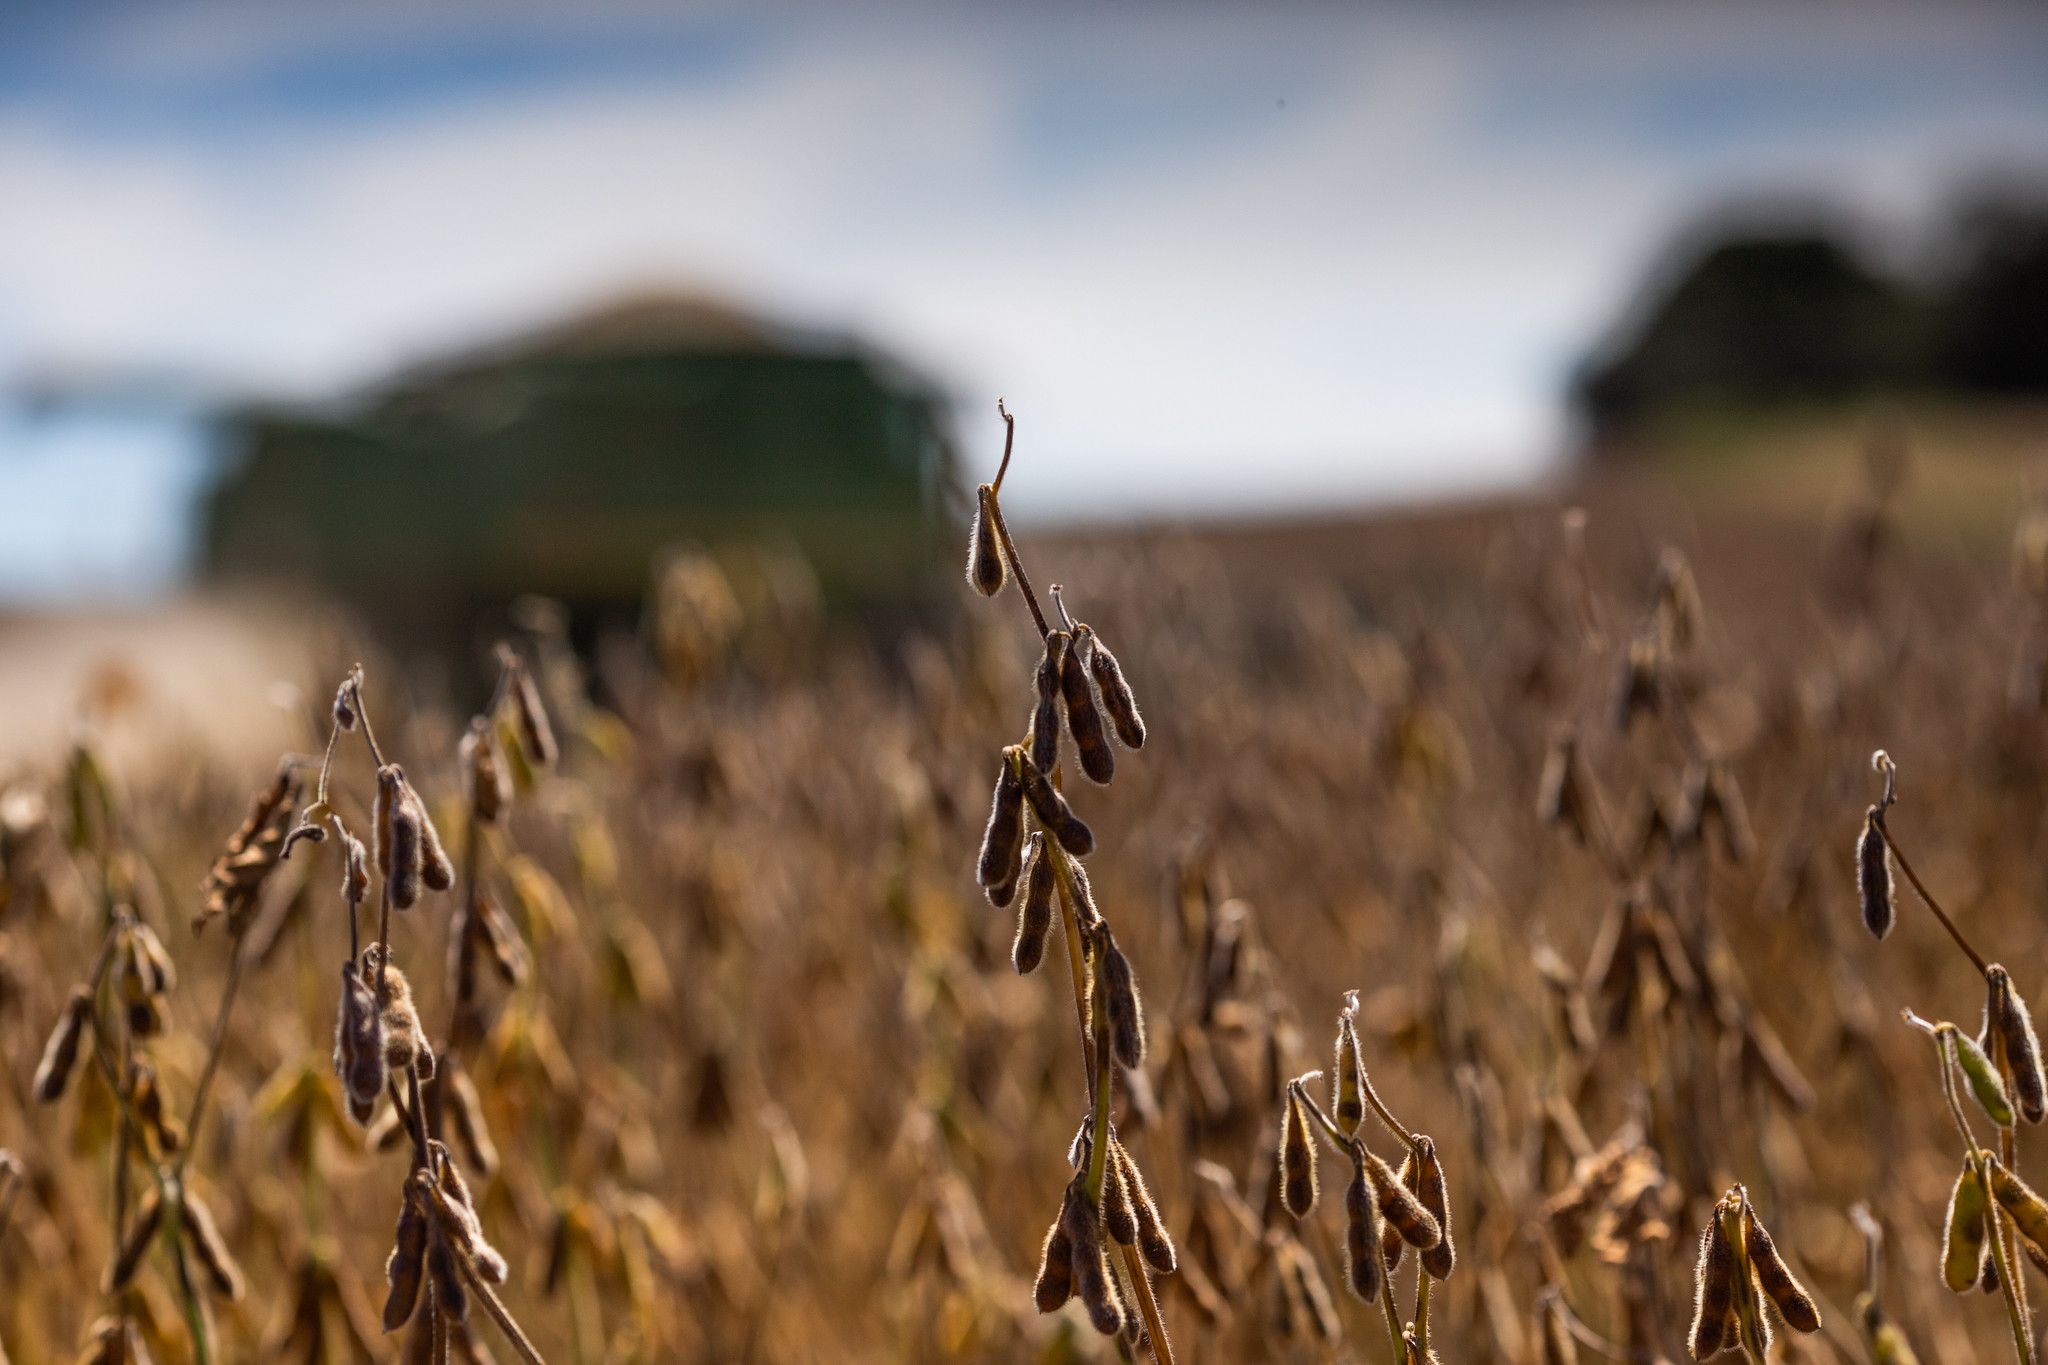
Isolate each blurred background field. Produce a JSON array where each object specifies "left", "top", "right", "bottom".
[{"left": 5, "top": 5, "right": 2048, "bottom": 1365}]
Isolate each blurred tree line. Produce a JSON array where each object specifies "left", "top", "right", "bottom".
[{"left": 1576, "top": 190, "right": 2048, "bottom": 446}]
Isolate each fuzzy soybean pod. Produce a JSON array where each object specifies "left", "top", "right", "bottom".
[
  {"left": 412, "top": 785, "right": 455, "bottom": 894},
  {"left": 1114, "top": 1139, "right": 1176, "bottom": 1275},
  {"left": 1012, "top": 835, "right": 1056, "bottom": 974},
  {"left": 1098, "top": 924, "right": 1145, "bottom": 1070},
  {"left": 1381, "top": 1147, "right": 1415, "bottom": 1272},
  {"left": 512, "top": 661, "right": 558, "bottom": 769},
  {"left": 385, "top": 1182, "right": 431, "bottom": 1331},
  {"left": 1857, "top": 811, "right": 1895, "bottom": 940},
  {"left": 1280, "top": 1089, "right": 1319, "bottom": 1219},
  {"left": 1988, "top": 1157, "right": 2048, "bottom": 1254},
  {"left": 1034, "top": 1206, "right": 1075, "bottom": 1312},
  {"left": 1365, "top": 1148, "right": 1440, "bottom": 1249},
  {"left": 1087, "top": 629, "right": 1146, "bottom": 750},
  {"left": 1952, "top": 1028, "right": 2016, "bottom": 1127},
  {"left": 1945, "top": 1162, "right": 1991, "bottom": 1293},
  {"left": 1743, "top": 1203, "right": 1820, "bottom": 1334},
  {"left": 1689, "top": 1210, "right": 1738, "bottom": 1361},
  {"left": 1101, "top": 1145, "right": 1138, "bottom": 1246},
  {"left": 1016, "top": 749, "right": 1095, "bottom": 857},
  {"left": 1333, "top": 999, "right": 1365, "bottom": 1136},
  {"left": 967, "top": 485, "right": 1006, "bottom": 597},
  {"left": 976, "top": 751, "right": 1026, "bottom": 891},
  {"left": 1062, "top": 630, "right": 1115, "bottom": 784},
  {"left": 1031, "top": 632, "right": 1069, "bottom": 777},
  {"left": 334, "top": 958, "right": 387, "bottom": 1125},
  {"left": 379, "top": 765, "right": 423, "bottom": 910},
  {"left": 33, "top": 984, "right": 93, "bottom": 1103},
  {"left": 1414, "top": 1135, "right": 1456, "bottom": 1280},
  {"left": 1987, "top": 965, "right": 2047, "bottom": 1124},
  {"left": 1342, "top": 1152, "right": 1382, "bottom": 1304},
  {"left": 1062, "top": 1175, "right": 1124, "bottom": 1336}
]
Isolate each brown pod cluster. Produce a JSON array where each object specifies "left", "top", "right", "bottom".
[
  {"left": 976, "top": 751, "right": 1025, "bottom": 892},
  {"left": 1987, "top": 965, "right": 2047, "bottom": 1124},
  {"left": 1012, "top": 834, "right": 1055, "bottom": 974},
  {"left": 1857, "top": 811, "right": 1894, "bottom": 940},
  {"left": 1062, "top": 1173, "right": 1124, "bottom": 1336},
  {"left": 1414, "top": 1135, "right": 1456, "bottom": 1280},
  {"left": 1098, "top": 924, "right": 1145, "bottom": 1070},
  {"left": 182, "top": 1188, "right": 246, "bottom": 1301},
  {"left": 1031, "top": 632, "right": 1069, "bottom": 777},
  {"left": 1016, "top": 749, "right": 1094, "bottom": 857},
  {"left": 335, "top": 958, "right": 388, "bottom": 1124},
  {"left": 33, "top": 984, "right": 93, "bottom": 1103},
  {"left": 1689, "top": 1209, "right": 1737, "bottom": 1360},
  {"left": 967, "top": 484, "right": 1006, "bottom": 597},
  {"left": 1343, "top": 1152, "right": 1383, "bottom": 1303},
  {"left": 1087, "top": 630, "right": 1146, "bottom": 749},
  {"left": 1280, "top": 1087, "right": 1318, "bottom": 1219},
  {"left": 385, "top": 1181, "right": 430, "bottom": 1331},
  {"left": 1062, "top": 629, "right": 1114, "bottom": 784},
  {"left": 378, "top": 765, "right": 454, "bottom": 908}
]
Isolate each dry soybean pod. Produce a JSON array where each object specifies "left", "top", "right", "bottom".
[
  {"left": 33, "top": 984, "right": 93, "bottom": 1103},
  {"left": 966, "top": 484, "right": 1006, "bottom": 597},
  {"left": 1689, "top": 1209, "right": 1737, "bottom": 1361},
  {"left": 1333, "top": 993, "right": 1365, "bottom": 1136},
  {"left": 976, "top": 750, "right": 1026, "bottom": 891},
  {"left": 1031, "top": 632, "right": 1069, "bottom": 777},
  {"left": 1280, "top": 1086, "right": 1319, "bottom": 1219},
  {"left": 1114, "top": 1139, "right": 1176, "bottom": 1274},
  {"left": 1742, "top": 1199, "right": 1820, "bottom": 1334},
  {"left": 1342, "top": 1150, "right": 1382, "bottom": 1303},
  {"left": 1364, "top": 1147, "right": 1439, "bottom": 1249},
  {"left": 1988, "top": 1156, "right": 2048, "bottom": 1253},
  {"left": 1989, "top": 965, "right": 2047, "bottom": 1124},
  {"left": 1087, "top": 628, "right": 1146, "bottom": 749},
  {"left": 1016, "top": 749, "right": 1094, "bottom": 857},
  {"left": 1414, "top": 1135, "right": 1456, "bottom": 1280},
  {"left": 1012, "top": 834, "right": 1055, "bottom": 974},
  {"left": 1858, "top": 809, "right": 1895, "bottom": 940},
  {"left": 1062, "top": 627, "right": 1115, "bottom": 784}
]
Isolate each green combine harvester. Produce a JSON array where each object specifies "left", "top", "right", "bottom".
[{"left": 202, "top": 295, "right": 961, "bottom": 647}]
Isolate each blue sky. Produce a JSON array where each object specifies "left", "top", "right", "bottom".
[{"left": 2, "top": 1, "right": 2047, "bottom": 597}]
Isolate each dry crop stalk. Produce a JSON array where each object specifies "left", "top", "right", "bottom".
[
  {"left": 967, "top": 402, "right": 1177, "bottom": 1364},
  {"left": 1282, "top": 995, "right": 1455, "bottom": 1365},
  {"left": 294, "top": 665, "right": 551, "bottom": 1364}
]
